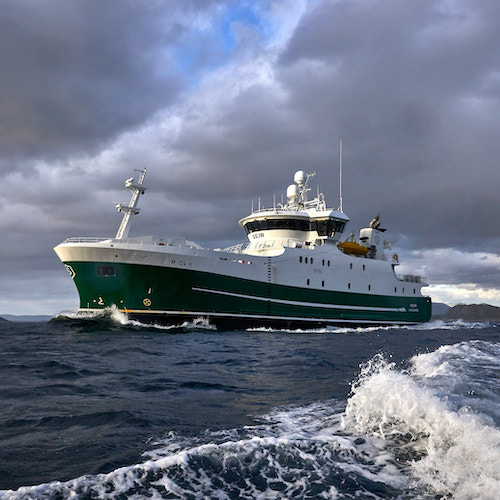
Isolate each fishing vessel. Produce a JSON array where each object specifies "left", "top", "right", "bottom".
[{"left": 54, "top": 168, "right": 431, "bottom": 328}]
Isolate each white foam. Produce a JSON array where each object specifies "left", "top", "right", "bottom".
[
  {"left": 54, "top": 307, "right": 217, "bottom": 331},
  {"left": 53, "top": 305, "right": 128, "bottom": 323},
  {"left": 1, "top": 400, "right": 410, "bottom": 499},
  {"left": 342, "top": 350, "right": 500, "bottom": 499},
  {"left": 405, "top": 319, "right": 492, "bottom": 330},
  {"left": 247, "top": 319, "right": 492, "bottom": 335}
]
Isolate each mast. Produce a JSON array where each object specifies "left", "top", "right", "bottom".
[
  {"left": 339, "top": 139, "right": 343, "bottom": 213},
  {"left": 115, "top": 168, "right": 147, "bottom": 239}
]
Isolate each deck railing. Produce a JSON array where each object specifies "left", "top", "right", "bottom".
[
  {"left": 397, "top": 274, "right": 428, "bottom": 285},
  {"left": 62, "top": 237, "right": 111, "bottom": 244}
]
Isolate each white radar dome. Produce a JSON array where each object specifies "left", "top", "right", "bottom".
[
  {"left": 294, "top": 170, "right": 306, "bottom": 186},
  {"left": 287, "top": 183, "right": 299, "bottom": 201}
]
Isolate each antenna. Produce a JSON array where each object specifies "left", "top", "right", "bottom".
[{"left": 339, "top": 139, "right": 343, "bottom": 212}]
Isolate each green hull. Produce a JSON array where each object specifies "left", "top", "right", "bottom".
[{"left": 64, "top": 260, "right": 432, "bottom": 328}]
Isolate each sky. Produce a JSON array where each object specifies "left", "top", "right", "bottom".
[{"left": 0, "top": 0, "right": 499, "bottom": 316}]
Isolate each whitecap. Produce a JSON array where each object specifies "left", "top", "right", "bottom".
[{"left": 342, "top": 348, "right": 500, "bottom": 499}]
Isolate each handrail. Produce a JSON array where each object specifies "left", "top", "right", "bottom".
[
  {"left": 62, "top": 237, "right": 111, "bottom": 243},
  {"left": 397, "top": 274, "right": 428, "bottom": 285}
]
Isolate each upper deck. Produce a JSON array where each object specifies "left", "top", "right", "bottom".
[{"left": 238, "top": 171, "right": 349, "bottom": 253}]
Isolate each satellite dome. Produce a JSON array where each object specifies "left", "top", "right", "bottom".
[
  {"left": 287, "top": 183, "right": 299, "bottom": 201},
  {"left": 294, "top": 170, "right": 306, "bottom": 186}
]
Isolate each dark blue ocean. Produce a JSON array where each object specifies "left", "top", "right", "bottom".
[{"left": 0, "top": 310, "right": 499, "bottom": 499}]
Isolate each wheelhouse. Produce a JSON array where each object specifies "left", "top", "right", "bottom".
[{"left": 238, "top": 170, "right": 349, "bottom": 253}]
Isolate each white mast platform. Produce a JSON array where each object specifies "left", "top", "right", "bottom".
[{"left": 115, "top": 168, "right": 147, "bottom": 240}]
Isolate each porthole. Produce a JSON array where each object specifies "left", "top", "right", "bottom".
[
  {"left": 363, "top": 265, "right": 366, "bottom": 271},
  {"left": 322, "top": 281, "right": 325, "bottom": 287},
  {"left": 328, "top": 260, "right": 330, "bottom": 267},
  {"left": 368, "top": 285, "right": 371, "bottom": 291},
  {"left": 307, "top": 279, "right": 310, "bottom": 286},
  {"left": 299, "top": 256, "right": 303, "bottom": 263},
  {"left": 350, "top": 263, "right": 353, "bottom": 270},
  {"left": 348, "top": 283, "right": 351, "bottom": 289},
  {"left": 305, "top": 257, "right": 308, "bottom": 264},
  {"left": 311, "top": 257, "right": 314, "bottom": 265}
]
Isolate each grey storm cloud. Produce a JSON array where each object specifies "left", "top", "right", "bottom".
[
  {"left": 0, "top": 0, "right": 219, "bottom": 164},
  {"left": 1, "top": 0, "right": 500, "bottom": 314},
  {"left": 273, "top": 0, "right": 500, "bottom": 249}
]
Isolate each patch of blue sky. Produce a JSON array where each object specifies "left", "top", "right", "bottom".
[
  {"left": 172, "top": 2, "right": 268, "bottom": 85},
  {"left": 220, "top": 2, "right": 264, "bottom": 52}
]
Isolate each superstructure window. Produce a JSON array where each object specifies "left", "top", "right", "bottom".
[
  {"left": 244, "top": 218, "right": 310, "bottom": 234},
  {"left": 97, "top": 265, "right": 115, "bottom": 276},
  {"left": 244, "top": 217, "right": 346, "bottom": 236},
  {"left": 314, "top": 219, "right": 346, "bottom": 237}
]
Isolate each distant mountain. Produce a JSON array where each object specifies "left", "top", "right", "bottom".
[
  {"left": 431, "top": 302, "right": 451, "bottom": 317},
  {"left": 0, "top": 316, "right": 10, "bottom": 322},
  {"left": 1, "top": 314, "right": 52, "bottom": 322},
  {"left": 442, "top": 304, "right": 500, "bottom": 322}
]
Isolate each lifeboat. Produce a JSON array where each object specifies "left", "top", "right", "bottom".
[{"left": 337, "top": 240, "right": 370, "bottom": 256}]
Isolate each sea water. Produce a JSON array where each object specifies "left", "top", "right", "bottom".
[{"left": 0, "top": 311, "right": 498, "bottom": 499}]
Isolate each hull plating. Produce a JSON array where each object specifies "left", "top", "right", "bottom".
[{"left": 64, "top": 260, "right": 432, "bottom": 329}]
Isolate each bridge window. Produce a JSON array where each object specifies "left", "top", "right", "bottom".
[
  {"left": 244, "top": 218, "right": 310, "bottom": 234},
  {"left": 244, "top": 217, "right": 346, "bottom": 236}
]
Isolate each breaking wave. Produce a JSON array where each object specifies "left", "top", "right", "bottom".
[
  {"left": 52, "top": 306, "right": 216, "bottom": 332},
  {"left": 343, "top": 341, "right": 500, "bottom": 499}
]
